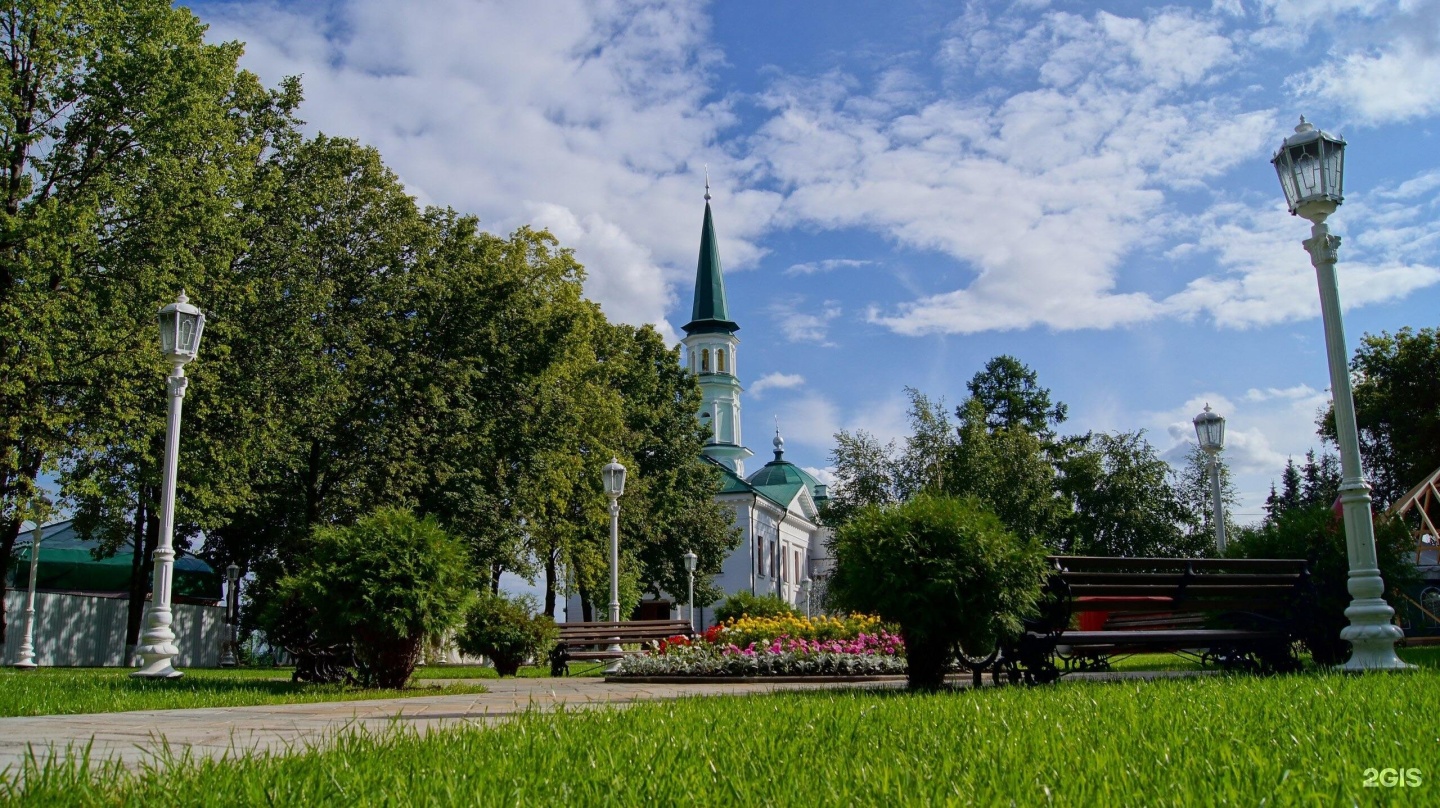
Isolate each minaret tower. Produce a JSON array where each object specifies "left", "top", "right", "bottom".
[{"left": 683, "top": 176, "right": 752, "bottom": 475}]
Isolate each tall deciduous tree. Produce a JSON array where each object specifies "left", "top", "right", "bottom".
[
  {"left": 0, "top": 0, "right": 296, "bottom": 640},
  {"left": 1320, "top": 326, "right": 1440, "bottom": 508},
  {"left": 1058, "top": 431, "right": 1202, "bottom": 557},
  {"left": 1175, "top": 442, "right": 1238, "bottom": 549}
]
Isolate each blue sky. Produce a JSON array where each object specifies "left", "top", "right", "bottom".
[{"left": 195, "top": 0, "right": 1440, "bottom": 525}]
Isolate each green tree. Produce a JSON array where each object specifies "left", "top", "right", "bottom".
[
  {"left": 0, "top": 0, "right": 298, "bottom": 640},
  {"left": 965, "top": 355, "right": 1068, "bottom": 442},
  {"left": 1320, "top": 326, "right": 1440, "bottom": 508},
  {"left": 1175, "top": 442, "right": 1238, "bottom": 550},
  {"left": 894, "top": 387, "right": 955, "bottom": 500},
  {"left": 1228, "top": 504, "right": 1415, "bottom": 665},
  {"left": 828, "top": 494, "right": 1048, "bottom": 690},
  {"left": 272, "top": 508, "right": 474, "bottom": 688},
  {"left": 946, "top": 397, "right": 1066, "bottom": 548},
  {"left": 458, "top": 591, "right": 557, "bottom": 677},
  {"left": 823, "top": 430, "right": 899, "bottom": 529},
  {"left": 1058, "top": 431, "right": 1202, "bottom": 557}
]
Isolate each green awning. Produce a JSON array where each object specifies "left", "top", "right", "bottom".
[{"left": 6, "top": 520, "right": 222, "bottom": 601}]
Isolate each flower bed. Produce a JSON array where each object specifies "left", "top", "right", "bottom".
[{"left": 614, "top": 614, "right": 906, "bottom": 677}]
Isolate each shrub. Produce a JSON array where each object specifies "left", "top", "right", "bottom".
[
  {"left": 713, "top": 591, "right": 799, "bottom": 624},
  {"left": 1227, "top": 504, "right": 1415, "bottom": 666},
  {"left": 458, "top": 592, "right": 558, "bottom": 676},
  {"left": 275, "top": 508, "right": 475, "bottom": 688},
  {"left": 827, "top": 494, "right": 1049, "bottom": 690}
]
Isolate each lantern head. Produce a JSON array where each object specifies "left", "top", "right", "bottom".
[
  {"left": 1272, "top": 117, "right": 1345, "bottom": 220},
  {"left": 602, "top": 457, "right": 627, "bottom": 498},
  {"left": 158, "top": 290, "right": 206, "bottom": 364},
  {"left": 683, "top": 550, "right": 697, "bottom": 573},
  {"left": 1193, "top": 403, "right": 1225, "bottom": 454}
]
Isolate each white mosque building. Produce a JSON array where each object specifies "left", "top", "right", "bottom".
[
  {"left": 674, "top": 186, "right": 832, "bottom": 627},
  {"left": 562, "top": 187, "right": 833, "bottom": 628}
]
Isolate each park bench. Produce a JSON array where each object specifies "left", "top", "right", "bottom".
[
  {"left": 962, "top": 556, "right": 1313, "bottom": 685},
  {"left": 551, "top": 619, "right": 692, "bottom": 675}
]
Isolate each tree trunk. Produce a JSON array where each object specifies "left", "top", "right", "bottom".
[
  {"left": 490, "top": 562, "right": 503, "bottom": 595},
  {"left": 543, "top": 547, "right": 557, "bottom": 618},
  {"left": 123, "top": 492, "right": 155, "bottom": 662},
  {"left": 0, "top": 516, "right": 19, "bottom": 643},
  {"left": 579, "top": 581, "right": 593, "bottom": 622}
]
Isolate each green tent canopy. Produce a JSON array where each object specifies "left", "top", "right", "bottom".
[{"left": 5, "top": 520, "right": 222, "bottom": 602}]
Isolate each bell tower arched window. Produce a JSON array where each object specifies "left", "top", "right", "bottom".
[
  {"left": 717, "top": 349, "right": 727, "bottom": 374},
  {"left": 701, "top": 348, "right": 710, "bottom": 372}
]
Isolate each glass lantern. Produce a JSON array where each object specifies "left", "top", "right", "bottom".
[
  {"left": 1193, "top": 404, "right": 1225, "bottom": 454},
  {"left": 1272, "top": 118, "right": 1345, "bottom": 216},
  {"left": 158, "top": 290, "right": 206, "bottom": 363},
  {"left": 602, "top": 458, "right": 627, "bottom": 498}
]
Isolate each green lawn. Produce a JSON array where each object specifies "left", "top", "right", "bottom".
[
  {"left": 6, "top": 664, "right": 1437, "bottom": 805},
  {"left": 0, "top": 667, "right": 487, "bottom": 718}
]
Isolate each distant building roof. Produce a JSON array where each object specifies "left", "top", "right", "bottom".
[{"left": 7, "top": 519, "right": 222, "bottom": 601}]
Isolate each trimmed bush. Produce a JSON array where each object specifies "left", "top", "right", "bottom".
[
  {"left": 275, "top": 508, "right": 475, "bottom": 689},
  {"left": 1228, "top": 504, "right": 1415, "bottom": 665},
  {"left": 458, "top": 592, "right": 557, "bottom": 676},
  {"left": 827, "top": 494, "right": 1048, "bottom": 690},
  {"left": 713, "top": 590, "right": 799, "bottom": 624}
]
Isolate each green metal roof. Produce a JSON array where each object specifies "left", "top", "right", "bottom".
[
  {"left": 6, "top": 520, "right": 222, "bottom": 601},
  {"left": 703, "top": 456, "right": 787, "bottom": 510},
  {"left": 683, "top": 201, "right": 739, "bottom": 335},
  {"left": 745, "top": 443, "right": 824, "bottom": 509}
]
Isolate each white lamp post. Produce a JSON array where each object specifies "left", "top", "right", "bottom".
[
  {"left": 801, "top": 576, "right": 812, "bottom": 619},
  {"left": 601, "top": 458, "right": 627, "bottom": 655},
  {"left": 682, "top": 550, "right": 697, "bottom": 633},
  {"left": 1193, "top": 404, "right": 1227, "bottom": 554},
  {"left": 135, "top": 290, "right": 206, "bottom": 679},
  {"left": 220, "top": 563, "right": 240, "bottom": 667},
  {"left": 14, "top": 505, "right": 47, "bottom": 670},
  {"left": 1272, "top": 119, "right": 1407, "bottom": 671}
]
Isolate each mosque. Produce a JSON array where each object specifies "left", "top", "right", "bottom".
[{"left": 675, "top": 185, "right": 832, "bottom": 626}]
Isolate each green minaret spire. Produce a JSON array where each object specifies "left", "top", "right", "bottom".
[{"left": 684, "top": 176, "right": 739, "bottom": 335}]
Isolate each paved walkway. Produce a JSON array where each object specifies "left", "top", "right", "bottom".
[{"left": 0, "top": 676, "right": 906, "bottom": 778}]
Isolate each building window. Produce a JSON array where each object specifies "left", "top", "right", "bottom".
[
  {"left": 701, "top": 348, "right": 710, "bottom": 372},
  {"left": 1423, "top": 588, "right": 1440, "bottom": 628},
  {"left": 757, "top": 533, "right": 765, "bottom": 577},
  {"left": 717, "top": 349, "right": 727, "bottom": 373}
]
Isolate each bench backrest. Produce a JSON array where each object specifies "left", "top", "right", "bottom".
[
  {"left": 1045, "top": 556, "right": 1310, "bottom": 615},
  {"left": 557, "top": 619, "right": 691, "bottom": 645}
]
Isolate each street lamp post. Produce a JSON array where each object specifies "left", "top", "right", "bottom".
[
  {"left": 801, "top": 577, "right": 812, "bottom": 619},
  {"left": 135, "top": 290, "right": 206, "bottom": 679},
  {"left": 220, "top": 563, "right": 240, "bottom": 667},
  {"left": 1193, "top": 404, "right": 1227, "bottom": 554},
  {"left": 602, "top": 458, "right": 627, "bottom": 656},
  {"left": 14, "top": 507, "right": 47, "bottom": 670},
  {"left": 1272, "top": 118, "right": 1407, "bottom": 671},
  {"left": 683, "top": 550, "right": 697, "bottom": 633}
]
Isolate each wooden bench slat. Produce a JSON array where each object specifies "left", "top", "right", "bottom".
[
  {"left": 1063, "top": 572, "right": 1304, "bottom": 586},
  {"left": 1059, "top": 629, "right": 1288, "bottom": 645},
  {"left": 1049, "top": 556, "right": 1308, "bottom": 573},
  {"left": 1067, "top": 584, "right": 1300, "bottom": 597}
]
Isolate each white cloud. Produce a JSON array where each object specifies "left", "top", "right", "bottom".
[
  {"left": 1161, "top": 194, "right": 1440, "bottom": 328},
  {"left": 771, "top": 297, "right": 843, "bottom": 345},
  {"left": 1245, "top": 384, "right": 1320, "bottom": 402},
  {"left": 202, "top": 0, "right": 779, "bottom": 335},
  {"left": 753, "top": 6, "right": 1278, "bottom": 336},
  {"left": 750, "top": 372, "right": 806, "bottom": 398},
  {"left": 1149, "top": 388, "right": 1335, "bottom": 521},
  {"left": 785, "top": 258, "right": 874, "bottom": 276},
  {"left": 1295, "top": 40, "right": 1440, "bottom": 123}
]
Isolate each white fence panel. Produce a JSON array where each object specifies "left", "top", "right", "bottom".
[{"left": 4, "top": 589, "right": 226, "bottom": 668}]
